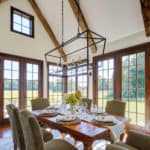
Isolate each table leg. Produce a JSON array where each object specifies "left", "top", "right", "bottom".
[{"left": 83, "top": 142, "right": 93, "bottom": 150}]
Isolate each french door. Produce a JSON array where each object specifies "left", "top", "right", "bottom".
[
  {"left": 3, "top": 59, "right": 20, "bottom": 118},
  {"left": 0, "top": 55, "right": 43, "bottom": 122},
  {"left": 94, "top": 48, "right": 147, "bottom": 126}
]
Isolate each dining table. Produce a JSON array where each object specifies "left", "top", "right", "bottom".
[{"left": 32, "top": 109, "right": 130, "bottom": 150}]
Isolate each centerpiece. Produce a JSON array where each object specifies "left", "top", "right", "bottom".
[{"left": 64, "top": 90, "right": 82, "bottom": 115}]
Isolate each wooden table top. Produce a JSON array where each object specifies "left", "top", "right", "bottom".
[{"left": 33, "top": 110, "right": 129, "bottom": 142}]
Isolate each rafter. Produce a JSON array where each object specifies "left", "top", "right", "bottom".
[
  {"left": 140, "top": 0, "right": 150, "bottom": 36},
  {"left": 28, "top": 0, "right": 67, "bottom": 61},
  {"left": 68, "top": 0, "right": 97, "bottom": 53},
  {"left": 0, "top": 0, "right": 8, "bottom": 3}
]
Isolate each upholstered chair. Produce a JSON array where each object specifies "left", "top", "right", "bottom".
[
  {"left": 106, "top": 130, "right": 150, "bottom": 150},
  {"left": 103, "top": 101, "right": 126, "bottom": 143},
  {"left": 19, "top": 109, "right": 77, "bottom": 150},
  {"left": 31, "top": 98, "right": 50, "bottom": 110},
  {"left": 105, "top": 100, "right": 126, "bottom": 117},
  {"left": 6, "top": 104, "right": 26, "bottom": 150},
  {"left": 7, "top": 104, "right": 53, "bottom": 150},
  {"left": 82, "top": 98, "right": 92, "bottom": 112}
]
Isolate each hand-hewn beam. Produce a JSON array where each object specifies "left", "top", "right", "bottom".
[
  {"left": 0, "top": 0, "right": 8, "bottom": 3},
  {"left": 68, "top": 0, "right": 97, "bottom": 53},
  {"left": 28, "top": 0, "right": 67, "bottom": 61},
  {"left": 140, "top": 0, "right": 150, "bottom": 36}
]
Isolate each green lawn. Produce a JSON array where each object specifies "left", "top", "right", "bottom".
[
  {"left": 3, "top": 90, "right": 146, "bottom": 126},
  {"left": 98, "top": 99, "right": 145, "bottom": 126}
]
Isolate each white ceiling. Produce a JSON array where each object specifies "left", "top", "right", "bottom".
[
  {"left": 36, "top": 0, "right": 145, "bottom": 58},
  {"left": 36, "top": 0, "right": 144, "bottom": 42}
]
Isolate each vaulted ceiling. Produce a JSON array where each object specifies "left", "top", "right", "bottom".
[
  {"left": 1, "top": 0, "right": 149, "bottom": 60},
  {"left": 35, "top": 0, "right": 146, "bottom": 57}
]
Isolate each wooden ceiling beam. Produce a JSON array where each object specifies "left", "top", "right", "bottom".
[
  {"left": 140, "top": 0, "right": 150, "bottom": 36},
  {"left": 0, "top": 0, "right": 8, "bottom": 3},
  {"left": 28, "top": 0, "right": 67, "bottom": 61},
  {"left": 68, "top": 0, "right": 97, "bottom": 53}
]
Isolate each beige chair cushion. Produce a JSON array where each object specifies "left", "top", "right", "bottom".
[
  {"left": 31, "top": 98, "right": 49, "bottom": 110},
  {"left": 105, "top": 100, "right": 126, "bottom": 116},
  {"left": 106, "top": 144, "right": 129, "bottom": 150},
  {"left": 6, "top": 104, "right": 26, "bottom": 150},
  {"left": 126, "top": 130, "right": 150, "bottom": 150},
  {"left": 45, "top": 139, "right": 77, "bottom": 150},
  {"left": 19, "top": 110, "right": 77, "bottom": 150},
  {"left": 116, "top": 142, "right": 138, "bottom": 150}
]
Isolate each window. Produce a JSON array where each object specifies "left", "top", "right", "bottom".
[
  {"left": 67, "top": 65, "right": 76, "bottom": 93},
  {"left": 93, "top": 43, "right": 149, "bottom": 127},
  {"left": 77, "top": 63, "right": 88, "bottom": 97},
  {"left": 26, "top": 63, "right": 39, "bottom": 110},
  {"left": 11, "top": 7, "right": 34, "bottom": 37},
  {"left": 122, "top": 52, "right": 145, "bottom": 126},
  {"left": 0, "top": 54, "right": 43, "bottom": 122},
  {"left": 48, "top": 64, "right": 63, "bottom": 106},
  {"left": 97, "top": 59, "right": 114, "bottom": 110},
  {"left": 3, "top": 60, "right": 20, "bottom": 118},
  {"left": 67, "top": 63, "right": 88, "bottom": 97}
]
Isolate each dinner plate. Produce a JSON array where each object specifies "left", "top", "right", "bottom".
[
  {"left": 57, "top": 115, "right": 77, "bottom": 122},
  {"left": 94, "top": 116, "right": 115, "bottom": 123},
  {"left": 40, "top": 109, "right": 57, "bottom": 115}
]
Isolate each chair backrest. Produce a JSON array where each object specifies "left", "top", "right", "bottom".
[
  {"left": 105, "top": 100, "right": 126, "bottom": 116},
  {"left": 31, "top": 98, "right": 49, "bottom": 110},
  {"left": 82, "top": 98, "right": 92, "bottom": 112},
  {"left": 19, "top": 110, "right": 45, "bottom": 150},
  {"left": 126, "top": 130, "right": 150, "bottom": 150},
  {"left": 6, "top": 104, "right": 25, "bottom": 150}
]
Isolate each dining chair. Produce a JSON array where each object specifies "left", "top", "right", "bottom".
[
  {"left": 19, "top": 109, "right": 77, "bottom": 150},
  {"left": 103, "top": 101, "right": 126, "bottom": 143},
  {"left": 7, "top": 104, "right": 53, "bottom": 150},
  {"left": 106, "top": 130, "right": 150, "bottom": 150},
  {"left": 6, "top": 104, "right": 26, "bottom": 150},
  {"left": 105, "top": 100, "right": 126, "bottom": 117},
  {"left": 31, "top": 98, "right": 50, "bottom": 110},
  {"left": 82, "top": 98, "right": 92, "bottom": 112}
]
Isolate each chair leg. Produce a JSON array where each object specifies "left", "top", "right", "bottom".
[
  {"left": 120, "top": 133, "right": 125, "bottom": 141},
  {"left": 14, "top": 143, "right": 17, "bottom": 150}
]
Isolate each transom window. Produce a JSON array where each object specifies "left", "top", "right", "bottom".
[{"left": 11, "top": 7, "right": 34, "bottom": 37}]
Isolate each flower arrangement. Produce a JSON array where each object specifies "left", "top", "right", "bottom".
[{"left": 64, "top": 90, "right": 82, "bottom": 105}]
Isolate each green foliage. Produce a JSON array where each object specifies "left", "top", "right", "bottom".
[{"left": 65, "top": 90, "right": 82, "bottom": 105}]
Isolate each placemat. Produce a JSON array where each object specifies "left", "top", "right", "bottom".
[
  {"left": 92, "top": 119, "right": 116, "bottom": 126},
  {"left": 56, "top": 117, "right": 81, "bottom": 125},
  {"left": 38, "top": 112, "right": 58, "bottom": 117}
]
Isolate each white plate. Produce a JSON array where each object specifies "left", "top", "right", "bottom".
[
  {"left": 40, "top": 109, "right": 56, "bottom": 114},
  {"left": 57, "top": 115, "right": 77, "bottom": 122},
  {"left": 95, "top": 116, "right": 114, "bottom": 123}
]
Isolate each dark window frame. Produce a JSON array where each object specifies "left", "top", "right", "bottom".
[
  {"left": 0, "top": 53, "right": 43, "bottom": 123},
  {"left": 93, "top": 42, "right": 150, "bottom": 126},
  {"left": 47, "top": 62, "right": 64, "bottom": 106},
  {"left": 10, "top": 6, "right": 34, "bottom": 38}
]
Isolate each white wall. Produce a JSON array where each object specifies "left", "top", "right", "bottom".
[{"left": 0, "top": 0, "right": 56, "bottom": 97}]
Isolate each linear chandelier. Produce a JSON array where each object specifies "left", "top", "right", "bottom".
[{"left": 45, "top": 0, "right": 107, "bottom": 98}]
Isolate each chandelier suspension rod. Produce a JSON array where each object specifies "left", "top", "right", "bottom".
[
  {"left": 62, "top": 0, "right": 64, "bottom": 44},
  {"left": 77, "top": 0, "right": 80, "bottom": 34}
]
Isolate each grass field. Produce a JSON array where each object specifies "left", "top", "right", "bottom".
[
  {"left": 3, "top": 90, "right": 146, "bottom": 126},
  {"left": 3, "top": 90, "right": 38, "bottom": 117}
]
